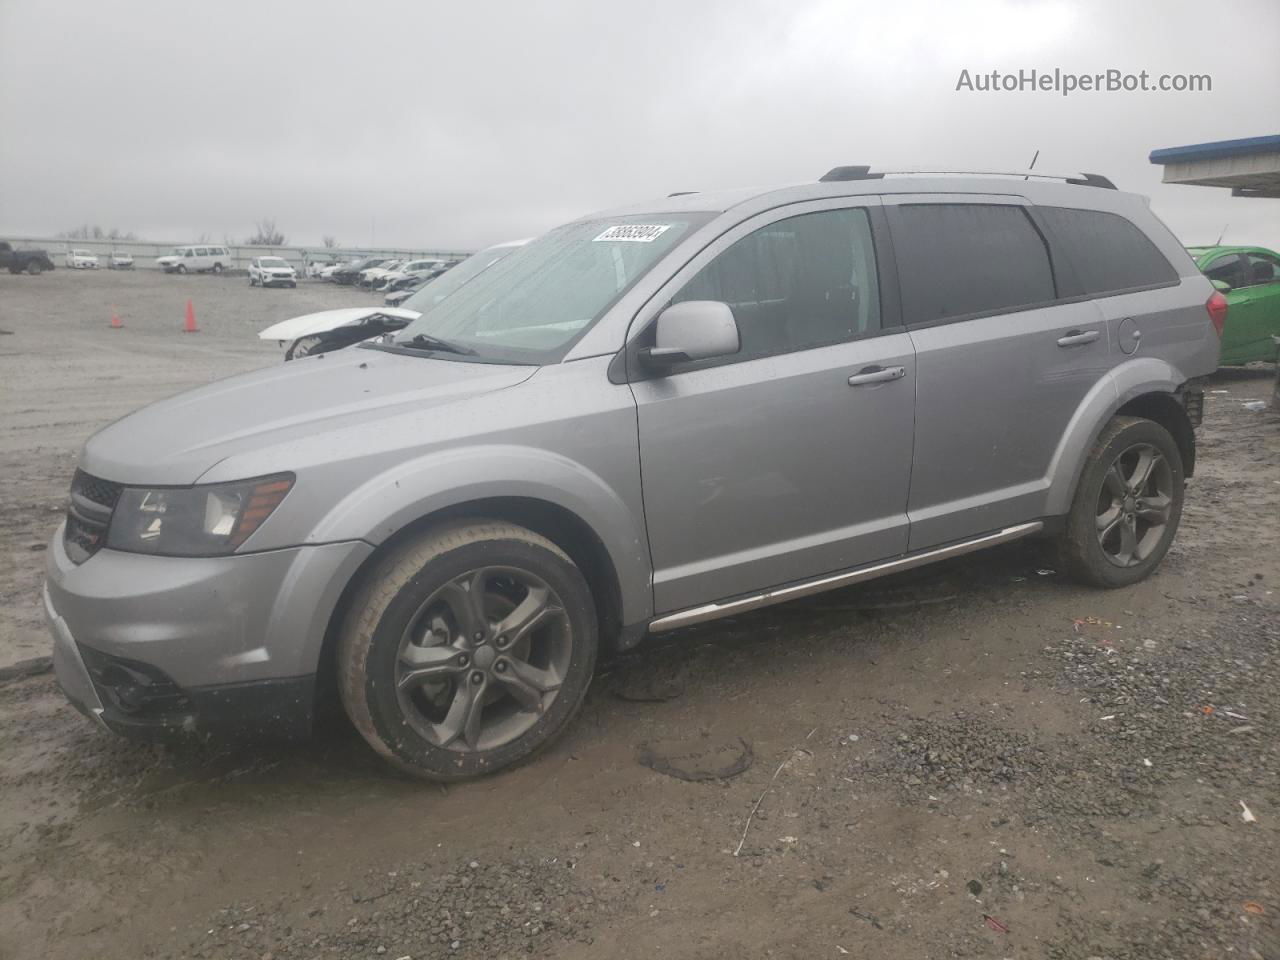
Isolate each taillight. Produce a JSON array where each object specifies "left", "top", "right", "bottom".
[{"left": 1206, "top": 291, "right": 1228, "bottom": 338}]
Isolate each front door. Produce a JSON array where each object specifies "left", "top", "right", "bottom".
[{"left": 631, "top": 200, "right": 916, "bottom": 614}]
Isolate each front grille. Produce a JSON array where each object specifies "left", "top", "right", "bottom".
[{"left": 64, "top": 470, "right": 122, "bottom": 564}]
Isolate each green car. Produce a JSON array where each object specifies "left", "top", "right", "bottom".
[{"left": 1187, "top": 245, "right": 1280, "bottom": 365}]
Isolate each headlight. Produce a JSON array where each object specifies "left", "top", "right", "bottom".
[{"left": 106, "top": 474, "right": 294, "bottom": 556}]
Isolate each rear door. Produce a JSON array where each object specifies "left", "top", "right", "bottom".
[
  {"left": 1224, "top": 250, "right": 1280, "bottom": 363},
  {"left": 885, "top": 196, "right": 1113, "bottom": 549},
  {"left": 631, "top": 198, "right": 917, "bottom": 614}
]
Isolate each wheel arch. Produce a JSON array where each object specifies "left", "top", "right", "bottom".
[
  {"left": 313, "top": 495, "right": 633, "bottom": 714},
  {"left": 1046, "top": 358, "right": 1195, "bottom": 516}
]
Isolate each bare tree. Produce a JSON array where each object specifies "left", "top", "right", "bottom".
[
  {"left": 322, "top": 234, "right": 337, "bottom": 248},
  {"left": 59, "top": 224, "right": 137, "bottom": 240},
  {"left": 196, "top": 232, "right": 211, "bottom": 243},
  {"left": 248, "top": 219, "right": 286, "bottom": 246}
]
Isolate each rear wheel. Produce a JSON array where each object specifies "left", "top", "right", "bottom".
[
  {"left": 338, "top": 521, "right": 598, "bottom": 781},
  {"left": 26, "top": 261, "right": 42, "bottom": 275},
  {"left": 1058, "top": 416, "right": 1184, "bottom": 588}
]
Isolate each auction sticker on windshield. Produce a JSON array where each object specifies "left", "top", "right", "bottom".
[{"left": 594, "top": 224, "right": 672, "bottom": 243}]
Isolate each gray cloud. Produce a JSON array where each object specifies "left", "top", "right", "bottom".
[{"left": 1, "top": 0, "right": 1277, "bottom": 250}]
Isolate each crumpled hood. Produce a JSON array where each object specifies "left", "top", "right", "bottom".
[
  {"left": 258, "top": 306, "right": 420, "bottom": 341},
  {"left": 81, "top": 347, "right": 537, "bottom": 485}
]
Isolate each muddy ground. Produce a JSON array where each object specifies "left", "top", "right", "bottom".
[{"left": 1, "top": 269, "right": 1277, "bottom": 960}]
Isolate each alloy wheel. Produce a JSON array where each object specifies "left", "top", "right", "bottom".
[
  {"left": 394, "top": 566, "right": 571, "bottom": 752},
  {"left": 1095, "top": 442, "right": 1173, "bottom": 567}
]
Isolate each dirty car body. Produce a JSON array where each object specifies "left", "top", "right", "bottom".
[{"left": 47, "top": 171, "right": 1221, "bottom": 777}]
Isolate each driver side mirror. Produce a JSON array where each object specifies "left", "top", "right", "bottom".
[
  {"left": 1212, "top": 279, "right": 1232, "bottom": 293},
  {"left": 639, "top": 300, "right": 740, "bottom": 371}
]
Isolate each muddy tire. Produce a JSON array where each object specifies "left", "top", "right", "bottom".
[
  {"left": 338, "top": 521, "right": 597, "bottom": 781},
  {"left": 1058, "top": 416, "right": 1184, "bottom": 588}
]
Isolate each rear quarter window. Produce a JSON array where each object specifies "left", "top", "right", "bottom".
[
  {"left": 889, "top": 203, "right": 1057, "bottom": 325},
  {"left": 1037, "top": 206, "right": 1178, "bottom": 296}
]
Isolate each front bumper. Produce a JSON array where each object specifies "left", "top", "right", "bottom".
[{"left": 44, "top": 525, "right": 372, "bottom": 740}]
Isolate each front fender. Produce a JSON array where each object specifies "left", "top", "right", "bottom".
[
  {"left": 308, "top": 443, "right": 654, "bottom": 624},
  {"left": 1045, "top": 357, "right": 1185, "bottom": 516}
]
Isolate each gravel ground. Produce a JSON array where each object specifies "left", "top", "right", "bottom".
[{"left": 0, "top": 269, "right": 1278, "bottom": 959}]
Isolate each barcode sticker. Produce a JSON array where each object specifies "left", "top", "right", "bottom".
[{"left": 593, "top": 224, "right": 672, "bottom": 243}]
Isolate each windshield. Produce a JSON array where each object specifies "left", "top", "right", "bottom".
[
  {"left": 171, "top": 248, "right": 185, "bottom": 256},
  {"left": 260, "top": 257, "right": 289, "bottom": 268},
  {"left": 400, "top": 244, "right": 522, "bottom": 314},
  {"left": 388, "top": 215, "right": 706, "bottom": 363}
]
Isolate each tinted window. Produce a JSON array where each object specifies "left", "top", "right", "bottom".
[
  {"left": 196, "top": 247, "right": 208, "bottom": 256},
  {"left": 671, "top": 207, "right": 880, "bottom": 361},
  {"left": 1038, "top": 206, "right": 1177, "bottom": 296},
  {"left": 1244, "top": 252, "right": 1280, "bottom": 287},
  {"left": 891, "top": 204, "right": 1055, "bottom": 325},
  {"left": 1204, "top": 254, "right": 1247, "bottom": 289}
]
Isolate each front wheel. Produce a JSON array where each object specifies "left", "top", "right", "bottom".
[
  {"left": 176, "top": 264, "right": 187, "bottom": 275},
  {"left": 1058, "top": 416, "right": 1184, "bottom": 588},
  {"left": 338, "top": 521, "right": 598, "bottom": 781},
  {"left": 213, "top": 263, "right": 223, "bottom": 274}
]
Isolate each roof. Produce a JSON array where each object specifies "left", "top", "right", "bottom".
[
  {"left": 1186, "top": 244, "right": 1280, "bottom": 262},
  {"left": 1150, "top": 134, "right": 1280, "bottom": 165},
  {"left": 586, "top": 171, "right": 1140, "bottom": 221},
  {"left": 1149, "top": 134, "right": 1280, "bottom": 198}
]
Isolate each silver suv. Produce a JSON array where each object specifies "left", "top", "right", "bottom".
[{"left": 45, "top": 168, "right": 1222, "bottom": 779}]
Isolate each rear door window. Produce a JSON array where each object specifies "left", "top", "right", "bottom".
[
  {"left": 671, "top": 206, "right": 881, "bottom": 361},
  {"left": 1203, "top": 254, "right": 1247, "bottom": 289},
  {"left": 1243, "top": 251, "right": 1280, "bottom": 287},
  {"left": 1036, "top": 206, "right": 1178, "bottom": 296},
  {"left": 889, "top": 203, "right": 1056, "bottom": 325}
]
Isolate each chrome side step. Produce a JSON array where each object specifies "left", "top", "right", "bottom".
[{"left": 647, "top": 521, "right": 1044, "bottom": 633}]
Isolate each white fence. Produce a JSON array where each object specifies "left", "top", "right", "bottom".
[{"left": 8, "top": 237, "right": 473, "bottom": 273}]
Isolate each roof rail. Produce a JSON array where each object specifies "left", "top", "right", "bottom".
[
  {"left": 667, "top": 191, "right": 699, "bottom": 197},
  {"left": 818, "top": 166, "right": 1117, "bottom": 189}
]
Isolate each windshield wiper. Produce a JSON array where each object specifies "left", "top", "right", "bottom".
[{"left": 398, "top": 333, "right": 477, "bottom": 356}]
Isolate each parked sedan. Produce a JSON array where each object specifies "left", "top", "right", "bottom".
[
  {"left": 248, "top": 256, "right": 298, "bottom": 288},
  {"left": 374, "top": 258, "right": 447, "bottom": 290},
  {"left": 357, "top": 259, "right": 404, "bottom": 289},
  {"left": 107, "top": 252, "right": 134, "bottom": 270},
  {"left": 1189, "top": 245, "right": 1280, "bottom": 365},
  {"left": 331, "top": 256, "right": 388, "bottom": 285},
  {"left": 64, "top": 249, "right": 99, "bottom": 269}
]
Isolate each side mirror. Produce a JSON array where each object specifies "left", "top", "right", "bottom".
[
  {"left": 1212, "top": 279, "right": 1232, "bottom": 293},
  {"left": 639, "top": 300, "right": 740, "bottom": 370}
]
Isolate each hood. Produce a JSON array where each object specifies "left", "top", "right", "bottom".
[
  {"left": 258, "top": 306, "right": 420, "bottom": 341},
  {"left": 81, "top": 347, "right": 538, "bottom": 485},
  {"left": 156, "top": 255, "right": 179, "bottom": 264}
]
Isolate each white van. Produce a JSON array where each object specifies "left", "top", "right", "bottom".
[{"left": 155, "top": 244, "right": 233, "bottom": 274}]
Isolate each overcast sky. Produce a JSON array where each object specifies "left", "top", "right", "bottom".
[{"left": 1, "top": 0, "right": 1277, "bottom": 252}]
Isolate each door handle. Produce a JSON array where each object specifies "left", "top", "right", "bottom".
[
  {"left": 847, "top": 365, "right": 906, "bottom": 386},
  {"left": 1056, "top": 329, "right": 1100, "bottom": 347}
]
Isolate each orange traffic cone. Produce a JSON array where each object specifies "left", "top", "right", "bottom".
[
  {"left": 184, "top": 299, "right": 199, "bottom": 333},
  {"left": 110, "top": 308, "right": 122, "bottom": 329}
]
